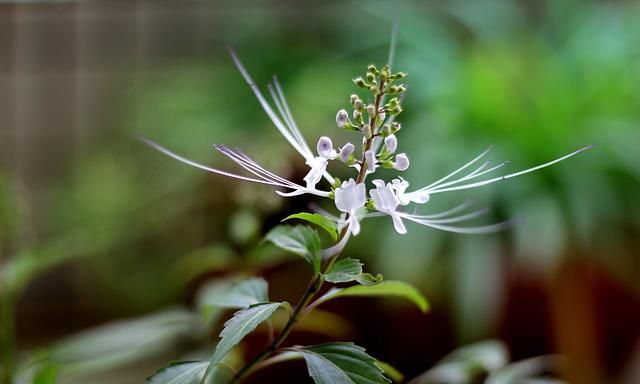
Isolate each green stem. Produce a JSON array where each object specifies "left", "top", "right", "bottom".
[{"left": 229, "top": 76, "right": 387, "bottom": 384}]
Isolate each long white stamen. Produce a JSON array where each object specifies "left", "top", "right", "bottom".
[
  {"left": 228, "top": 47, "right": 312, "bottom": 162},
  {"left": 214, "top": 145, "right": 299, "bottom": 188},
  {"left": 404, "top": 199, "right": 474, "bottom": 220},
  {"left": 418, "top": 146, "right": 493, "bottom": 191},
  {"left": 413, "top": 208, "right": 489, "bottom": 224},
  {"left": 430, "top": 145, "right": 594, "bottom": 194},
  {"left": 402, "top": 215, "right": 515, "bottom": 234},
  {"left": 427, "top": 161, "right": 510, "bottom": 191},
  {"left": 139, "top": 136, "right": 285, "bottom": 187},
  {"left": 272, "top": 77, "right": 314, "bottom": 156}
]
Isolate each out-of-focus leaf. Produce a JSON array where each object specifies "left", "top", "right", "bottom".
[
  {"left": 283, "top": 213, "right": 338, "bottom": 242},
  {"left": 198, "top": 277, "right": 269, "bottom": 310},
  {"left": 265, "top": 225, "right": 321, "bottom": 272},
  {"left": 298, "top": 342, "right": 390, "bottom": 384},
  {"left": 271, "top": 309, "right": 354, "bottom": 338},
  {"left": 45, "top": 309, "right": 204, "bottom": 377},
  {"left": 33, "top": 364, "right": 58, "bottom": 384},
  {"left": 412, "top": 340, "right": 509, "bottom": 383},
  {"left": 316, "top": 281, "right": 429, "bottom": 312},
  {"left": 486, "top": 355, "right": 566, "bottom": 384}
]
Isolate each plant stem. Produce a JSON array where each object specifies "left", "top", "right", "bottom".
[
  {"left": 229, "top": 273, "right": 323, "bottom": 383},
  {"left": 229, "top": 77, "right": 387, "bottom": 384}
]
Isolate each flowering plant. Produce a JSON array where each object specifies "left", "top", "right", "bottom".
[{"left": 142, "top": 41, "right": 591, "bottom": 383}]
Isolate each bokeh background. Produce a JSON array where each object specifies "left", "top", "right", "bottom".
[{"left": 1, "top": 0, "right": 639, "bottom": 383}]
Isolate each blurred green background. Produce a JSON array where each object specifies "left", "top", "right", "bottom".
[{"left": 1, "top": 0, "right": 639, "bottom": 383}]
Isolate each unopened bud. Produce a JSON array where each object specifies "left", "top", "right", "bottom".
[
  {"left": 339, "top": 143, "right": 355, "bottom": 163},
  {"left": 364, "top": 150, "right": 377, "bottom": 172},
  {"left": 381, "top": 124, "right": 391, "bottom": 136},
  {"left": 367, "top": 64, "right": 379, "bottom": 75},
  {"left": 361, "top": 124, "right": 372, "bottom": 139},
  {"left": 384, "top": 134, "right": 398, "bottom": 153},
  {"left": 353, "top": 77, "right": 367, "bottom": 88},
  {"left": 393, "top": 153, "right": 410, "bottom": 171},
  {"left": 366, "top": 72, "right": 376, "bottom": 83},
  {"left": 336, "top": 109, "right": 349, "bottom": 128},
  {"left": 391, "top": 122, "right": 401, "bottom": 133},
  {"left": 366, "top": 104, "right": 376, "bottom": 117}
]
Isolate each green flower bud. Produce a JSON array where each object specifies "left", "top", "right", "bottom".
[
  {"left": 367, "top": 64, "right": 379, "bottom": 75},
  {"left": 390, "top": 71, "right": 408, "bottom": 80},
  {"left": 353, "top": 77, "right": 368, "bottom": 89},
  {"left": 366, "top": 72, "right": 376, "bottom": 83}
]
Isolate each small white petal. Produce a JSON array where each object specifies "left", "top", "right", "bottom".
[
  {"left": 339, "top": 143, "right": 355, "bottom": 163},
  {"left": 364, "top": 150, "right": 377, "bottom": 172},
  {"left": 393, "top": 153, "right": 410, "bottom": 171},
  {"left": 385, "top": 134, "right": 398, "bottom": 153},
  {"left": 336, "top": 109, "right": 349, "bottom": 128},
  {"left": 335, "top": 179, "right": 366, "bottom": 214},
  {"left": 304, "top": 156, "right": 328, "bottom": 188}
]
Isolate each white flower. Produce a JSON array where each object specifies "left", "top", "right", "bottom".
[
  {"left": 339, "top": 143, "right": 355, "bottom": 163},
  {"left": 384, "top": 134, "right": 398, "bottom": 153},
  {"left": 364, "top": 150, "right": 377, "bottom": 173},
  {"left": 335, "top": 179, "right": 366, "bottom": 235},
  {"left": 316, "top": 136, "right": 337, "bottom": 159},
  {"left": 390, "top": 177, "right": 429, "bottom": 205},
  {"left": 303, "top": 156, "right": 328, "bottom": 189},
  {"left": 336, "top": 110, "right": 349, "bottom": 128},
  {"left": 370, "top": 179, "right": 406, "bottom": 234},
  {"left": 393, "top": 153, "right": 410, "bottom": 171}
]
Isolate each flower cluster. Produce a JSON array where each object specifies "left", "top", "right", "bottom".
[{"left": 141, "top": 48, "right": 592, "bottom": 239}]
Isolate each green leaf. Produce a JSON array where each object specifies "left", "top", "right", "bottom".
[
  {"left": 299, "top": 342, "right": 391, "bottom": 384},
  {"left": 197, "top": 277, "right": 269, "bottom": 310},
  {"left": 265, "top": 225, "right": 321, "bottom": 272},
  {"left": 205, "top": 302, "right": 284, "bottom": 380},
  {"left": 283, "top": 213, "right": 338, "bottom": 242},
  {"left": 147, "top": 361, "right": 208, "bottom": 384},
  {"left": 375, "top": 360, "right": 404, "bottom": 383},
  {"left": 33, "top": 364, "right": 58, "bottom": 384},
  {"left": 323, "top": 258, "right": 383, "bottom": 286},
  {"left": 317, "top": 281, "right": 429, "bottom": 312},
  {"left": 324, "top": 258, "right": 363, "bottom": 283},
  {"left": 147, "top": 361, "right": 233, "bottom": 384}
]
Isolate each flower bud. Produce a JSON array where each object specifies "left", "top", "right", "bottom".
[
  {"left": 354, "top": 99, "right": 364, "bottom": 110},
  {"left": 393, "top": 153, "right": 410, "bottom": 171},
  {"left": 364, "top": 150, "right": 377, "bottom": 172},
  {"left": 367, "top": 64, "right": 379, "bottom": 75},
  {"left": 353, "top": 77, "right": 368, "bottom": 89},
  {"left": 317, "top": 136, "right": 335, "bottom": 158},
  {"left": 336, "top": 109, "right": 349, "bottom": 128},
  {"left": 391, "top": 122, "right": 401, "bottom": 133},
  {"left": 381, "top": 124, "right": 391, "bottom": 137},
  {"left": 339, "top": 143, "right": 355, "bottom": 163},
  {"left": 384, "top": 134, "right": 398, "bottom": 153},
  {"left": 361, "top": 124, "right": 372, "bottom": 139},
  {"left": 366, "top": 72, "right": 376, "bottom": 83},
  {"left": 349, "top": 94, "right": 359, "bottom": 104},
  {"left": 366, "top": 104, "right": 376, "bottom": 117}
]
